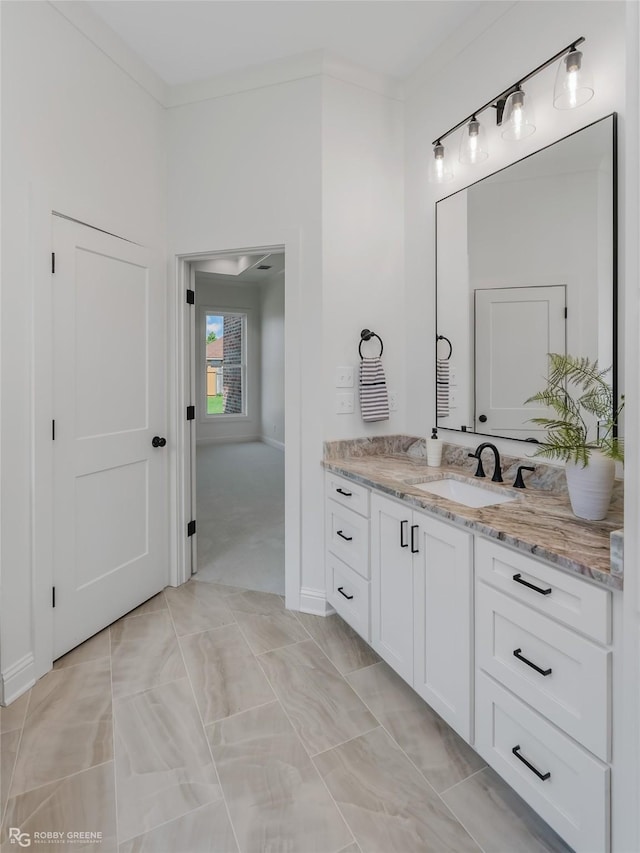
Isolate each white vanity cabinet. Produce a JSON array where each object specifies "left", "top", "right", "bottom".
[{"left": 370, "top": 492, "right": 473, "bottom": 740}]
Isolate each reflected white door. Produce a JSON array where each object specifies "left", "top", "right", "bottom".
[
  {"left": 52, "top": 217, "right": 167, "bottom": 659},
  {"left": 475, "top": 286, "right": 566, "bottom": 439}
]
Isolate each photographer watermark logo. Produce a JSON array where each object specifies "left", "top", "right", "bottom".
[{"left": 8, "top": 828, "right": 31, "bottom": 847}]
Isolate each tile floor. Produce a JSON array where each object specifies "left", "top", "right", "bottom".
[{"left": 0, "top": 581, "right": 572, "bottom": 852}]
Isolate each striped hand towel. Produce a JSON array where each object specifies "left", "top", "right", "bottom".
[
  {"left": 360, "top": 357, "right": 390, "bottom": 422},
  {"left": 436, "top": 358, "right": 450, "bottom": 418}
]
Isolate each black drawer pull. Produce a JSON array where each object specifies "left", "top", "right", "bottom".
[
  {"left": 400, "top": 519, "right": 409, "bottom": 548},
  {"left": 410, "top": 524, "right": 419, "bottom": 554},
  {"left": 336, "top": 488, "right": 352, "bottom": 497},
  {"left": 512, "top": 573, "right": 552, "bottom": 596},
  {"left": 336, "top": 530, "right": 353, "bottom": 542},
  {"left": 337, "top": 586, "right": 354, "bottom": 600},
  {"left": 512, "top": 745, "right": 551, "bottom": 781},
  {"left": 513, "top": 648, "right": 552, "bottom": 677}
]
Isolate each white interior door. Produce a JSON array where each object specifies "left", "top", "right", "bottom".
[
  {"left": 475, "top": 285, "right": 566, "bottom": 439},
  {"left": 52, "top": 216, "right": 168, "bottom": 659}
]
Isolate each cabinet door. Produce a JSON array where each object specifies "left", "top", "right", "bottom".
[
  {"left": 371, "top": 494, "right": 414, "bottom": 683},
  {"left": 413, "top": 513, "right": 473, "bottom": 741}
]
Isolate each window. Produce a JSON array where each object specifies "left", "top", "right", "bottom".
[{"left": 204, "top": 311, "right": 247, "bottom": 416}]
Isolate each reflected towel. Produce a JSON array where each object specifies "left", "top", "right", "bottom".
[
  {"left": 359, "top": 357, "right": 390, "bottom": 422},
  {"left": 436, "top": 359, "right": 450, "bottom": 418}
]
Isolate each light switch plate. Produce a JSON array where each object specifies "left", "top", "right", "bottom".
[
  {"left": 388, "top": 390, "right": 398, "bottom": 412},
  {"left": 336, "top": 366, "right": 355, "bottom": 388},
  {"left": 336, "top": 392, "right": 355, "bottom": 414}
]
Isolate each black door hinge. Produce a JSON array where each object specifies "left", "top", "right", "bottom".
[
  {"left": 564, "top": 307, "right": 568, "bottom": 319},
  {"left": 51, "top": 252, "right": 56, "bottom": 274},
  {"left": 52, "top": 420, "right": 55, "bottom": 440},
  {"left": 52, "top": 586, "right": 56, "bottom": 608},
  {"left": 187, "top": 520, "right": 196, "bottom": 537},
  {"left": 186, "top": 289, "right": 195, "bottom": 305},
  {"left": 186, "top": 405, "right": 195, "bottom": 421}
]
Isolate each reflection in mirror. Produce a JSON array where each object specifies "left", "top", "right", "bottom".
[{"left": 436, "top": 114, "right": 617, "bottom": 442}]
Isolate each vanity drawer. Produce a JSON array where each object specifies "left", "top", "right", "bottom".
[
  {"left": 325, "top": 499, "right": 370, "bottom": 579},
  {"left": 327, "top": 553, "right": 370, "bottom": 642},
  {"left": 475, "top": 537, "right": 611, "bottom": 644},
  {"left": 325, "top": 472, "right": 370, "bottom": 518},
  {"left": 476, "top": 671, "right": 609, "bottom": 853},
  {"left": 476, "top": 582, "right": 610, "bottom": 761}
]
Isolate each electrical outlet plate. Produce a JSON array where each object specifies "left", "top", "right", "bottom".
[
  {"left": 388, "top": 390, "right": 398, "bottom": 412},
  {"left": 336, "top": 367, "right": 354, "bottom": 388},
  {"left": 336, "top": 391, "right": 355, "bottom": 414}
]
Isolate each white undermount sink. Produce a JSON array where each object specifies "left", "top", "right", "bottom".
[{"left": 408, "top": 476, "right": 516, "bottom": 509}]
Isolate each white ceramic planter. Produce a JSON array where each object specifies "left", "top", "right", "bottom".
[{"left": 565, "top": 450, "right": 616, "bottom": 521}]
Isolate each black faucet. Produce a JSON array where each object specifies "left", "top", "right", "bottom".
[{"left": 468, "top": 442, "right": 503, "bottom": 483}]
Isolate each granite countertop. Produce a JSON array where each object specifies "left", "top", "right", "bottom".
[{"left": 322, "top": 440, "right": 624, "bottom": 591}]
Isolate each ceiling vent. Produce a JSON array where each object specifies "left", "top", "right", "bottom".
[{"left": 257, "top": 264, "right": 272, "bottom": 270}]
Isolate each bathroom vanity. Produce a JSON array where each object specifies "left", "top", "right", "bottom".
[{"left": 323, "top": 439, "right": 622, "bottom": 853}]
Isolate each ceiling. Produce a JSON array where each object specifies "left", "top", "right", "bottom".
[
  {"left": 195, "top": 251, "right": 285, "bottom": 287},
  {"left": 88, "top": 1, "right": 480, "bottom": 86}
]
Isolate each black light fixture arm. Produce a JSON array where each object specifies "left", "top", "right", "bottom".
[{"left": 431, "top": 37, "right": 585, "bottom": 146}]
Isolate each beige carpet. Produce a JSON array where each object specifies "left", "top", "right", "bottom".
[{"left": 195, "top": 440, "right": 285, "bottom": 594}]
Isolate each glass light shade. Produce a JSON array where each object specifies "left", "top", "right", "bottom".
[
  {"left": 428, "top": 142, "right": 454, "bottom": 184},
  {"left": 553, "top": 48, "right": 594, "bottom": 110},
  {"left": 501, "top": 88, "right": 536, "bottom": 141},
  {"left": 459, "top": 117, "right": 488, "bottom": 165}
]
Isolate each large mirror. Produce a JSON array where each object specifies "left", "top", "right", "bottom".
[{"left": 436, "top": 114, "right": 617, "bottom": 442}]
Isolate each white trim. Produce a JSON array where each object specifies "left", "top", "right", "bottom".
[
  {"left": 261, "top": 436, "right": 285, "bottom": 452},
  {"left": 1, "top": 654, "right": 36, "bottom": 707},
  {"left": 196, "top": 435, "right": 260, "bottom": 445},
  {"left": 299, "top": 587, "right": 334, "bottom": 617}
]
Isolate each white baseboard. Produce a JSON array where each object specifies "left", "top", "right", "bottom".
[
  {"left": 299, "top": 586, "right": 334, "bottom": 617},
  {"left": 196, "top": 434, "right": 260, "bottom": 445},
  {"left": 1, "top": 653, "right": 36, "bottom": 706},
  {"left": 261, "top": 436, "right": 285, "bottom": 451}
]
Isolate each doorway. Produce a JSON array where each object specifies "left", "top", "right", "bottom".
[{"left": 178, "top": 248, "right": 289, "bottom": 597}]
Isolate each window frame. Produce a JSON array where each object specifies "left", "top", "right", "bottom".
[{"left": 200, "top": 307, "right": 248, "bottom": 421}]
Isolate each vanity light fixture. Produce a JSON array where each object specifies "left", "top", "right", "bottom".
[
  {"left": 429, "top": 141, "right": 454, "bottom": 183},
  {"left": 459, "top": 116, "right": 489, "bottom": 165},
  {"left": 501, "top": 86, "right": 536, "bottom": 141},
  {"left": 428, "top": 37, "right": 591, "bottom": 183},
  {"left": 553, "top": 45, "right": 594, "bottom": 110}
]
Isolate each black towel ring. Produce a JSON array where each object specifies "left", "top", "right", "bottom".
[
  {"left": 359, "top": 329, "right": 384, "bottom": 359},
  {"left": 436, "top": 335, "right": 452, "bottom": 360}
]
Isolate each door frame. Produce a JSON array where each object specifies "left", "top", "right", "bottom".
[{"left": 170, "top": 234, "right": 301, "bottom": 611}]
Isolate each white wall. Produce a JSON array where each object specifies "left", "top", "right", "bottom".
[
  {"left": 260, "top": 271, "right": 285, "bottom": 447},
  {"left": 0, "top": 1, "right": 166, "bottom": 698},
  {"left": 194, "top": 279, "right": 261, "bottom": 442},
  {"left": 322, "top": 75, "right": 405, "bottom": 440}
]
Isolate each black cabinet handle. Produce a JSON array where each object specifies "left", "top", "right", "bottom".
[
  {"left": 336, "top": 530, "right": 353, "bottom": 542},
  {"left": 152, "top": 436, "right": 167, "bottom": 448},
  {"left": 400, "top": 520, "right": 409, "bottom": 548},
  {"left": 410, "top": 524, "right": 419, "bottom": 554},
  {"left": 336, "top": 488, "right": 352, "bottom": 497},
  {"left": 512, "top": 573, "right": 552, "bottom": 596},
  {"left": 512, "top": 745, "right": 551, "bottom": 781},
  {"left": 513, "top": 648, "right": 552, "bottom": 677},
  {"left": 337, "top": 586, "right": 354, "bottom": 600}
]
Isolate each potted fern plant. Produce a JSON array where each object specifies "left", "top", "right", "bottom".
[{"left": 525, "top": 354, "right": 624, "bottom": 520}]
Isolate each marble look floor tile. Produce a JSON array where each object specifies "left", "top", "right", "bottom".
[
  {"left": 1, "top": 762, "right": 116, "bottom": 853},
  {"left": 1, "top": 729, "right": 21, "bottom": 822},
  {"left": 190, "top": 579, "right": 249, "bottom": 597},
  {"left": 110, "top": 610, "right": 185, "bottom": 700},
  {"left": 441, "top": 767, "right": 572, "bottom": 853},
  {"left": 295, "top": 612, "right": 381, "bottom": 675},
  {"left": 53, "top": 628, "right": 110, "bottom": 670},
  {"left": 347, "top": 662, "right": 485, "bottom": 792},
  {"left": 207, "top": 701, "right": 353, "bottom": 853},
  {"left": 314, "top": 727, "right": 480, "bottom": 853},
  {"left": 165, "top": 581, "right": 235, "bottom": 636},
  {"left": 337, "top": 845, "right": 362, "bottom": 853},
  {"left": 122, "top": 592, "right": 168, "bottom": 619},
  {"left": 0, "top": 692, "right": 29, "bottom": 735},
  {"left": 180, "top": 625, "right": 274, "bottom": 724},
  {"left": 114, "top": 678, "right": 222, "bottom": 843},
  {"left": 10, "top": 659, "right": 112, "bottom": 796},
  {"left": 225, "top": 590, "right": 308, "bottom": 654},
  {"left": 257, "top": 640, "right": 378, "bottom": 755},
  {"left": 118, "top": 801, "right": 238, "bottom": 853}
]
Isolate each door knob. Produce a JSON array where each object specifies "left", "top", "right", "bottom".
[
  {"left": 478, "top": 415, "right": 487, "bottom": 423},
  {"left": 152, "top": 436, "right": 167, "bottom": 448}
]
